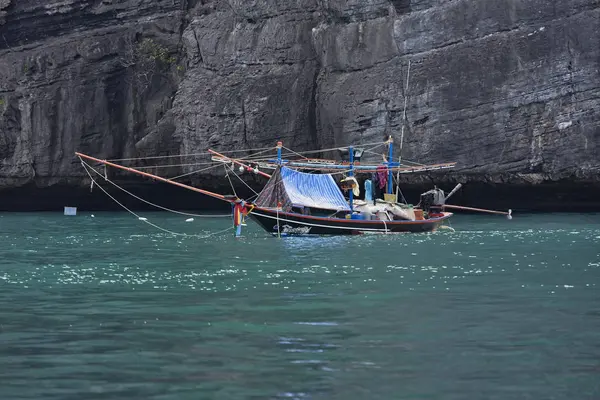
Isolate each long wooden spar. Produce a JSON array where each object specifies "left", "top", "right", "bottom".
[
  {"left": 208, "top": 149, "right": 272, "bottom": 179},
  {"left": 75, "top": 152, "right": 231, "bottom": 203},
  {"left": 443, "top": 204, "right": 512, "bottom": 216}
]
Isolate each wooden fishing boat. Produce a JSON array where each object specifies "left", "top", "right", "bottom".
[
  {"left": 74, "top": 58, "right": 511, "bottom": 237},
  {"left": 75, "top": 137, "right": 511, "bottom": 238},
  {"left": 249, "top": 207, "right": 451, "bottom": 236}
]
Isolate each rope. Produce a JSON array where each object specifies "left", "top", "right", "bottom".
[
  {"left": 107, "top": 146, "right": 276, "bottom": 162},
  {"left": 226, "top": 165, "right": 259, "bottom": 196},
  {"left": 392, "top": 171, "right": 408, "bottom": 204},
  {"left": 363, "top": 149, "right": 387, "bottom": 158},
  {"left": 282, "top": 146, "right": 309, "bottom": 160},
  {"left": 288, "top": 141, "right": 387, "bottom": 156},
  {"left": 103, "top": 141, "right": 391, "bottom": 171},
  {"left": 80, "top": 159, "right": 232, "bottom": 219},
  {"left": 276, "top": 208, "right": 281, "bottom": 238},
  {"left": 81, "top": 163, "right": 233, "bottom": 238},
  {"left": 231, "top": 147, "right": 277, "bottom": 161},
  {"left": 168, "top": 163, "right": 223, "bottom": 181},
  {"left": 129, "top": 161, "right": 217, "bottom": 169},
  {"left": 224, "top": 165, "right": 238, "bottom": 198}
]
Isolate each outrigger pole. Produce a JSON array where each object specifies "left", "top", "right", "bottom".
[
  {"left": 443, "top": 204, "right": 513, "bottom": 219},
  {"left": 75, "top": 152, "right": 231, "bottom": 202}
]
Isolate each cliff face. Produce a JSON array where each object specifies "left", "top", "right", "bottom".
[
  {"left": 0, "top": 0, "right": 186, "bottom": 189},
  {"left": 1, "top": 0, "right": 599, "bottom": 211}
]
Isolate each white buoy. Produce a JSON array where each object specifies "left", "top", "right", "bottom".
[
  {"left": 91, "top": 214, "right": 95, "bottom": 218},
  {"left": 507, "top": 209, "right": 513, "bottom": 220},
  {"left": 64, "top": 207, "right": 77, "bottom": 216},
  {"left": 185, "top": 218, "right": 194, "bottom": 222},
  {"left": 253, "top": 167, "right": 259, "bottom": 174},
  {"left": 238, "top": 166, "right": 245, "bottom": 173}
]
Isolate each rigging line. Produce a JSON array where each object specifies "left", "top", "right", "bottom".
[
  {"left": 357, "top": 149, "right": 427, "bottom": 167},
  {"left": 215, "top": 147, "right": 277, "bottom": 164},
  {"left": 362, "top": 149, "right": 381, "bottom": 156},
  {"left": 106, "top": 146, "right": 276, "bottom": 162},
  {"left": 105, "top": 141, "right": 387, "bottom": 164},
  {"left": 282, "top": 146, "right": 309, "bottom": 160},
  {"left": 218, "top": 150, "right": 314, "bottom": 164},
  {"left": 362, "top": 145, "right": 388, "bottom": 157},
  {"left": 208, "top": 148, "right": 287, "bottom": 166},
  {"left": 80, "top": 161, "right": 233, "bottom": 238},
  {"left": 399, "top": 159, "right": 427, "bottom": 166},
  {"left": 132, "top": 161, "right": 221, "bottom": 169},
  {"left": 391, "top": 171, "right": 408, "bottom": 204},
  {"left": 362, "top": 142, "right": 386, "bottom": 153},
  {"left": 272, "top": 141, "right": 388, "bottom": 158},
  {"left": 80, "top": 159, "right": 232, "bottom": 218},
  {"left": 130, "top": 149, "right": 284, "bottom": 168},
  {"left": 224, "top": 165, "right": 238, "bottom": 198},
  {"left": 226, "top": 164, "right": 259, "bottom": 196},
  {"left": 235, "top": 147, "right": 277, "bottom": 160},
  {"left": 289, "top": 142, "right": 379, "bottom": 156},
  {"left": 168, "top": 163, "right": 223, "bottom": 181},
  {"left": 130, "top": 148, "right": 272, "bottom": 175}
]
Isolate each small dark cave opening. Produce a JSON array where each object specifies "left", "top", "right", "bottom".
[{"left": 391, "top": 0, "right": 411, "bottom": 15}]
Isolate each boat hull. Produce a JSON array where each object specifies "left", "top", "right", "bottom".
[{"left": 249, "top": 208, "right": 452, "bottom": 236}]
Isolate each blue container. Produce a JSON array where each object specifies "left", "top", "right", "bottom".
[{"left": 351, "top": 213, "right": 365, "bottom": 220}]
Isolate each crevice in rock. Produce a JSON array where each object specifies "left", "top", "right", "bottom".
[
  {"left": 191, "top": 27, "right": 204, "bottom": 64},
  {"left": 241, "top": 98, "right": 249, "bottom": 147},
  {"left": 414, "top": 115, "right": 429, "bottom": 126},
  {"left": 307, "top": 65, "right": 320, "bottom": 149}
]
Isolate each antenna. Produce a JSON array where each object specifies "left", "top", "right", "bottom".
[{"left": 395, "top": 60, "right": 411, "bottom": 202}]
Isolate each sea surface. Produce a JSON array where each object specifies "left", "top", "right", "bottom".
[{"left": 1, "top": 212, "right": 599, "bottom": 400}]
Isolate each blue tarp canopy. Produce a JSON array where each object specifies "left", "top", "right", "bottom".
[
  {"left": 254, "top": 166, "right": 350, "bottom": 212},
  {"left": 281, "top": 167, "right": 350, "bottom": 211}
]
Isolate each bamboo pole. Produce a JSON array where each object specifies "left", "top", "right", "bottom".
[
  {"left": 208, "top": 149, "right": 272, "bottom": 179},
  {"left": 443, "top": 204, "right": 512, "bottom": 217},
  {"left": 75, "top": 152, "right": 230, "bottom": 202}
]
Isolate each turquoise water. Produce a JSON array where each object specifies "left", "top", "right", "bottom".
[{"left": 1, "top": 212, "right": 599, "bottom": 399}]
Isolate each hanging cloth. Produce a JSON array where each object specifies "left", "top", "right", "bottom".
[
  {"left": 376, "top": 165, "right": 388, "bottom": 190},
  {"left": 364, "top": 179, "right": 373, "bottom": 203},
  {"left": 233, "top": 200, "right": 252, "bottom": 226}
]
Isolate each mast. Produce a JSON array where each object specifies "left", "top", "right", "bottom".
[
  {"left": 387, "top": 136, "right": 394, "bottom": 195},
  {"left": 348, "top": 146, "right": 354, "bottom": 211},
  {"left": 277, "top": 141, "right": 283, "bottom": 165},
  {"left": 276, "top": 141, "right": 282, "bottom": 214},
  {"left": 395, "top": 60, "right": 411, "bottom": 202}
]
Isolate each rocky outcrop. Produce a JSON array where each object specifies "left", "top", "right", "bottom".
[{"left": 0, "top": 0, "right": 599, "bottom": 211}]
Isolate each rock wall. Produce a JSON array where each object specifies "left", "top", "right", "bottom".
[
  {"left": 0, "top": 0, "right": 599, "bottom": 211},
  {"left": 0, "top": 0, "right": 186, "bottom": 190}
]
